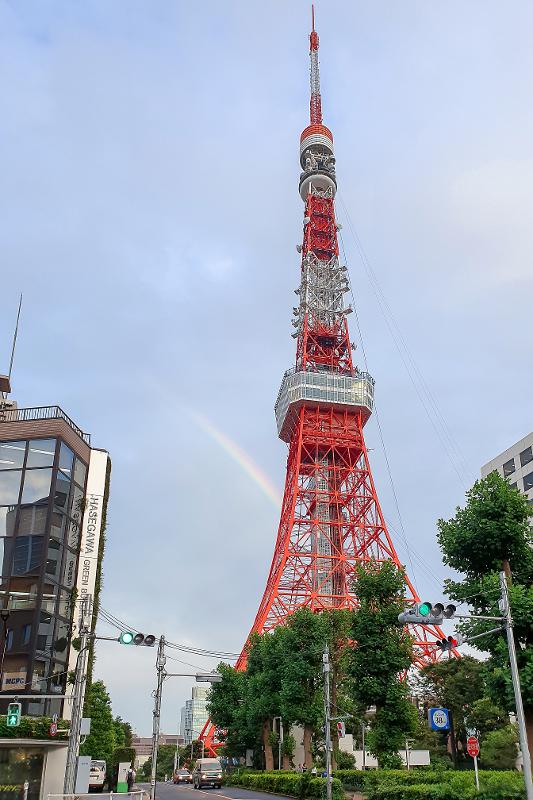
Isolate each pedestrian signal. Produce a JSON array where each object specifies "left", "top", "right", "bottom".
[{"left": 6, "top": 702, "right": 21, "bottom": 727}]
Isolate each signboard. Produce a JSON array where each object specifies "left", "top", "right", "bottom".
[
  {"left": 467, "top": 736, "right": 480, "bottom": 757},
  {"left": 428, "top": 707, "right": 450, "bottom": 731},
  {"left": 2, "top": 671, "right": 27, "bottom": 691},
  {"left": 49, "top": 722, "right": 57, "bottom": 737},
  {"left": 75, "top": 756, "right": 91, "bottom": 794},
  {"left": 117, "top": 763, "right": 131, "bottom": 794}
]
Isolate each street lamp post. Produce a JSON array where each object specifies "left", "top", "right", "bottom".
[{"left": 149, "top": 646, "right": 222, "bottom": 800}]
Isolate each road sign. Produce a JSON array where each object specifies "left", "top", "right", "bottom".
[
  {"left": 467, "top": 736, "right": 479, "bottom": 757},
  {"left": 428, "top": 707, "right": 450, "bottom": 731},
  {"left": 49, "top": 722, "right": 57, "bottom": 737}
]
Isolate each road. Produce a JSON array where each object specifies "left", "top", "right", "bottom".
[{"left": 136, "top": 782, "right": 289, "bottom": 800}]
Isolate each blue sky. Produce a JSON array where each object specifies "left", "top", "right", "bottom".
[{"left": 1, "top": 0, "right": 533, "bottom": 735}]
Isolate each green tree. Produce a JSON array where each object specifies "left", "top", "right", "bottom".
[
  {"left": 480, "top": 725, "right": 519, "bottom": 770},
  {"left": 208, "top": 663, "right": 257, "bottom": 758},
  {"left": 277, "top": 609, "right": 327, "bottom": 768},
  {"left": 80, "top": 680, "right": 116, "bottom": 766},
  {"left": 437, "top": 471, "right": 533, "bottom": 771},
  {"left": 347, "top": 561, "right": 417, "bottom": 767}
]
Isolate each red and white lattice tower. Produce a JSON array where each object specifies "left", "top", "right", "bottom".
[{"left": 201, "top": 8, "right": 447, "bottom": 756}]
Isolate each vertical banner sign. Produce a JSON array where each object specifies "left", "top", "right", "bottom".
[
  {"left": 78, "top": 450, "right": 108, "bottom": 605},
  {"left": 64, "top": 449, "right": 109, "bottom": 722}
]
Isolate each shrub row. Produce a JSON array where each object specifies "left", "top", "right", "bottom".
[
  {"left": 225, "top": 770, "right": 343, "bottom": 800},
  {"left": 333, "top": 769, "right": 525, "bottom": 800}
]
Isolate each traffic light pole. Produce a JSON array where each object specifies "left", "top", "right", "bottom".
[
  {"left": 64, "top": 596, "right": 91, "bottom": 794},
  {"left": 150, "top": 636, "right": 166, "bottom": 800},
  {"left": 322, "top": 644, "right": 332, "bottom": 800},
  {"left": 499, "top": 571, "right": 533, "bottom": 800}
]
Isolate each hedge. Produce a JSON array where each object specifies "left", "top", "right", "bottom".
[
  {"left": 0, "top": 716, "right": 68, "bottom": 740},
  {"left": 333, "top": 769, "right": 525, "bottom": 800},
  {"left": 365, "top": 771, "right": 525, "bottom": 800},
  {"left": 225, "top": 770, "right": 343, "bottom": 800}
]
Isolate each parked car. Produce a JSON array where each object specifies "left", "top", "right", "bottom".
[
  {"left": 192, "top": 758, "right": 223, "bottom": 789},
  {"left": 174, "top": 769, "right": 192, "bottom": 785}
]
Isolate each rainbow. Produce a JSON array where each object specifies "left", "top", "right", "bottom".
[{"left": 191, "top": 412, "right": 282, "bottom": 509}]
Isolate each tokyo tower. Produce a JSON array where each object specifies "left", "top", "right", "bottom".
[{"left": 201, "top": 8, "right": 447, "bottom": 756}]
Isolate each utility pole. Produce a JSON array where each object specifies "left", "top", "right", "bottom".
[
  {"left": 322, "top": 644, "right": 332, "bottom": 800},
  {"left": 150, "top": 636, "right": 166, "bottom": 800},
  {"left": 64, "top": 596, "right": 91, "bottom": 794},
  {"left": 499, "top": 571, "right": 533, "bottom": 800}
]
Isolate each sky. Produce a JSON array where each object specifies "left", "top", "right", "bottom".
[{"left": 1, "top": 0, "right": 533, "bottom": 736}]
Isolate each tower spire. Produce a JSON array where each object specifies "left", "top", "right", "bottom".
[{"left": 309, "top": 4, "right": 322, "bottom": 124}]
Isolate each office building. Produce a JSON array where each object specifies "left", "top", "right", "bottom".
[
  {"left": 481, "top": 432, "right": 533, "bottom": 506},
  {"left": 0, "top": 379, "right": 110, "bottom": 720},
  {"left": 132, "top": 733, "right": 184, "bottom": 770},
  {"left": 180, "top": 687, "right": 209, "bottom": 744}
]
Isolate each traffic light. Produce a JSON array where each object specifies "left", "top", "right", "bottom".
[
  {"left": 398, "top": 602, "right": 456, "bottom": 625},
  {"left": 119, "top": 631, "right": 156, "bottom": 646},
  {"left": 6, "top": 702, "right": 21, "bottom": 727},
  {"left": 437, "top": 636, "right": 458, "bottom": 652},
  {"left": 336, "top": 721, "right": 346, "bottom": 739}
]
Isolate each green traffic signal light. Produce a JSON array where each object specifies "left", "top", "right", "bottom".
[
  {"left": 418, "top": 602, "right": 432, "bottom": 616},
  {"left": 119, "top": 631, "right": 134, "bottom": 645}
]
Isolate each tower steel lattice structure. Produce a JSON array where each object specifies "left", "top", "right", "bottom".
[{"left": 201, "top": 9, "right": 449, "bottom": 756}]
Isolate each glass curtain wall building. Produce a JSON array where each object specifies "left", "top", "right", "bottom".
[{"left": 0, "top": 406, "right": 109, "bottom": 719}]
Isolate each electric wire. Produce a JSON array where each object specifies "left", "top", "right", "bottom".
[
  {"left": 337, "top": 193, "right": 471, "bottom": 489},
  {"left": 338, "top": 229, "right": 420, "bottom": 597},
  {"left": 98, "top": 605, "right": 239, "bottom": 660}
]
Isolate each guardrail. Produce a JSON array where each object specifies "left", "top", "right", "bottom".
[{"left": 0, "top": 405, "right": 91, "bottom": 445}]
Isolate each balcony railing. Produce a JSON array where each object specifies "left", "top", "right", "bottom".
[{"left": 0, "top": 405, "right": 91, "bottom": 445}]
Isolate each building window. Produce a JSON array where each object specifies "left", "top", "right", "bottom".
[
  {"left": 58, "top": 443, "right": 74, "bottom": 476},
  {"left": 0, "top": 470, "right": 23, "bottom": 506},
  {"left": 0, "top": 507, "right": 17, "bottom": 538},
  {"left": 520, "top": 446, "right": 533, "bottom": 469},
  {"left": 21, "top": 468, "right": 53, "bottom": 504},
  {"left": 502, "top": 458, "right": 515, "bottom": 478},
  {"left": 0, "top": 441, "right": 26, "bottom": 470},
  {"left": 510, "top": 482, "right": 518, "bottom": 490},
  {"left": 523, "top": 472, "right": 533, "bottom": 492},
  {"left": 26, "top": 439, "right": 56, "bottom": 468},
  {"left": 22, "top": 624, "right": 32, "bottom": 645},
  {"left": 5, "top": 629, "right": 13, "bottom": 651},
  {"left": 12, "top": 535, "right": 44, "bottom": 576},
  {"left": 74, "top": 459, "right": 87, "bottom": 488}
]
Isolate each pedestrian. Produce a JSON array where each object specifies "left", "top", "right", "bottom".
[{"left": 127, "top": 767, "right": 135, "bottom": 792}]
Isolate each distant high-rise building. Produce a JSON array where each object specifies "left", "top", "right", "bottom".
[
  {"left": 481, "top": 432, "right": 533, "bottom": 506},
  {"left": 180, "top": 686, "right": 209, "bottom": 744},
  {"left": 0, "top": 379, "right": 109, "bottom": 720}
]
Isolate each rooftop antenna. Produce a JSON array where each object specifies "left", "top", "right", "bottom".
[
  {"left": 0, "top": 294, "right": 22, "bottom": 401},
  {"left": 9, "top": 294, "right": 22, "bottom": 381}
]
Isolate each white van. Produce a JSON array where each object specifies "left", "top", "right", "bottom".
[{"left": 89, "top": 760, "right": 106, "bottom": 792}]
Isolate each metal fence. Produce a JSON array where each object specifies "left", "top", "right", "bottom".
[{"left": 0, "top": 405, "right": 91, "bottom": 444}]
